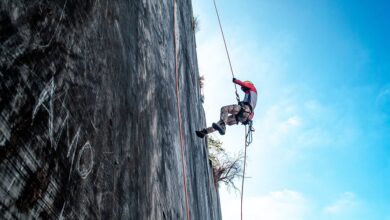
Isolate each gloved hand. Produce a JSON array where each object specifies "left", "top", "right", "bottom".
[{"left": 232, "top": 77, "right": 237, "bottom": 82}]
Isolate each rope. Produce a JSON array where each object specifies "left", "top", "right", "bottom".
[
  {"left": 212, "top": 0, "right": 240, "bottom": 103},
  {"left": 241, "top": 122, "right": 254, "bottom": 220},
  {"left": 241, "top": 126, "right": 248, "bottom": 220},
  {"left": 173, "top": 1, "right": 191, "bottom": 220},
  {"left": 212, "top": 1, "right": 256, "bottom": 219}
]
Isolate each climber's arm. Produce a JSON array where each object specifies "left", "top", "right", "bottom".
[{"left": 233, "top": 78, "right": 256, "bottom": 92}]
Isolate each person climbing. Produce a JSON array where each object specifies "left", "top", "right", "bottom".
[{"left": 196, "top": 78, "right": 257, "bottom": 138}]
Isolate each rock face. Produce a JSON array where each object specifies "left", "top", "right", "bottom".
[{"left": 0, "top": 0, "right": 221, "bottom": 219}]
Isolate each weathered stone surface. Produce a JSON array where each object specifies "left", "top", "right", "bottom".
[{"left": 0, "top": 0, "right": 221, "bottom": 219}]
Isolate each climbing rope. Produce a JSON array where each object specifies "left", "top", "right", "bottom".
[
  {"left": 241, "top": 123, "right": 254, "bottom": 220},
  {"left": 212, "top": 0, "right": 240, "bottom": 103},
  {"left": 173, "top": 1, "right": 191, "bottom": 220},
  {"left": 212, "top": 1, "right": 255, "bottom": 219}
]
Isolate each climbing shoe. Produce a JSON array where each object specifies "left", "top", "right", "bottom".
[
  {"left": 195, "top": 129, "right": 208, "bottom": 138},
  {"left": 212, "top": 122, "right": 226, "bottom": 135}
]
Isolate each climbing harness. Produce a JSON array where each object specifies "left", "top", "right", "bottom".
[
  {"left": 173, "top": 1, "right": 191, "bottom": 220},
  {"left": 212, "top": 0, "right": 240, "bottom": 103},
  {"left": 236, "top": 102, "right": 253, "bottom": 125}
]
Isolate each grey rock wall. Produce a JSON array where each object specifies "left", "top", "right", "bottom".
[{"left": 0, "top": 0, "right": 221, "bottom": 219}]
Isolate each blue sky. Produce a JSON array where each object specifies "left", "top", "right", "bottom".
[{"left": 193, "top": 0, "right": 390, "bottom": 219}]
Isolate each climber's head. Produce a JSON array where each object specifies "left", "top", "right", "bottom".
[
  {"left": 241, "top": 80, "right": 253, "bottom": 92},
  {"left": 244, "top": 80, "right": 253, "bottom": 85}
]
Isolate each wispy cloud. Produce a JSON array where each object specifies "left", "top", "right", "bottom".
[
  {"left": 376, "top": 87, "right": 390, "bottom": 103},
  {"left": 222, "top": 189, "right": 310, "bottom": 220},
  {"left": 376, "top": 86, "right": 390, "bottom": 119},
  {"left": 253, "top": 99, "right": 306, "bottom": 156},
  {"left": 287, "top": 116, "right": 301, "bottom": 126},
  {"left": 324, "top": 192, "right": 359, "bottom": 215}
]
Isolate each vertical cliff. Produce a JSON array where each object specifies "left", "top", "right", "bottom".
[{"left": 0, "top": 0, "right": 221, "bottom": 219}]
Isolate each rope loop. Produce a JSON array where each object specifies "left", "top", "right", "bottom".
[{"left": 245, "top": 121, "right": 254, "bottom": 146}]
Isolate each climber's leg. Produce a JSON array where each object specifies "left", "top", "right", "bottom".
[
  {"left": 226, "top": 115, "right": 238, "bottom": 126},
  {"left": 212, "top": 120, "right": 227, "bottom": 135},
  {"left": 212, "top": 105, "right": 241, "bottom": 135},
  {"left": 220, "top": 104, "right": 241, "bottom": 124},
  {"left": 196, "top": 104, "right": 242, "bottom": 138}
]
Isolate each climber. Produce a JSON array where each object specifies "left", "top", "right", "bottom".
[{"left": 196, "top": 78, "right": 257, "bottom": 138}]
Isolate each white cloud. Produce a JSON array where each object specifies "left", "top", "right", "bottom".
[
  {"left": 324, "top": 192, "right": 358, "bottom": 215},
  {"left": 304, "top": 100, "right": 327, "bottom": 118},
  {"left": 287, "top": 116, "right": 301, "bottom": 126},
  {"left": 222, "top": 189, "right": 310, "bottom": 220},
  {"left": 254, "top": 102, "right": 303, "bottom": 149}
]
